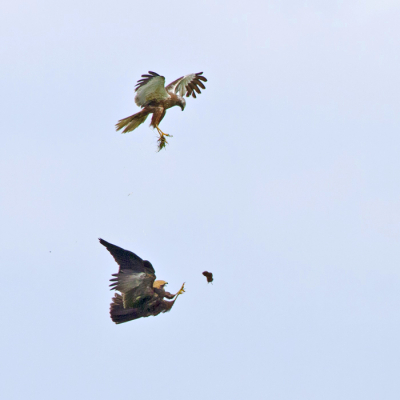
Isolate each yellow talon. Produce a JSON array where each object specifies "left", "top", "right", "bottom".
[
  {"left": 176, "top": 282, "right": 185, "bottom": 296},
  {"left": 156, "top": 126, "right": 173, "bottom": 151}
]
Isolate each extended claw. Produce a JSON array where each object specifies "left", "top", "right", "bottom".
[
  {"left": 155, "top": 126, "right": 173, "bottom": 151},
  {"left": 176, "top": 282, "right": 185, "bottom": 296}
]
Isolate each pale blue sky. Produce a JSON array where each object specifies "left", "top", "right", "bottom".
[{"left": 1, "top": 1, "right": 400, "bottom": 399}]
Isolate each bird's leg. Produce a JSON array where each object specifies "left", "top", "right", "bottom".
[
  {"left": 175, "top": 282, "right": 185, "bottom": 298},
  {"left": 155, "top": 125, "right": 173, "bottom": 152},
  {"left": 155, "top": 125, "right": 172, "bottom": 137}
]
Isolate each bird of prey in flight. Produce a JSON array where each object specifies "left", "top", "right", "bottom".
[
  {"left": 116, "top": 71, "right": 207, "bottom": 151},
  {"left": 99, "top": 238, "right": 185, "bottom": 324}
]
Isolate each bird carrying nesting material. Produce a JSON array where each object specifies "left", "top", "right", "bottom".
[{"left": 116, "top": 71, "right": 207, "bottom": 151}]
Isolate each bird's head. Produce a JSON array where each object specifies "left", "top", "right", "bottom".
[
  {"left": 178, "top": 98, "right": 186, "bottom": 111},
  {"left": 153, "top": 280, "right": 168, "bottom": 289}
]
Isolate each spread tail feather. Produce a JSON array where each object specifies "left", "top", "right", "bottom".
[
  {"left": 116, "top": 109, "right": 149, "bottom": 133},
  {"left": 109, "top": 293, "right": 175, "bottom": 324},
  {"left": 110, "top": 293, "right": 141, "bottom": 324}
]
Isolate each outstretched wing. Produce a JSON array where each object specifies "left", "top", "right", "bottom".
[
  {"left": 99, "top": 238, "right": 156, "bottom": 308},
  {"left": 134, "top": 71, "right": 169, "bottom": 107},
  {"left": 165, "top": 72, "right": 207, "bottom": 99},
  {"left": 99, "top": 238, "right": 154, "bottom": 274}
]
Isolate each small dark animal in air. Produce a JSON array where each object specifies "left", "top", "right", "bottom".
[
  {"left": 202, "top": 271, "right": 213, "bottom": 284},
  {"left": 116, "top": 71, "right": 207, "bottom": 151},
  {"left": 99, "top": 238, "right": 185, "bottom": 324}
]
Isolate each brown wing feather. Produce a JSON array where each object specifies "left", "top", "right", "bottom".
[
  {"left": 190, "top": 82, "right": 201, "bottom": 94},
  {"left": 195, "top": 80, "right": 206, "bottom": 89},
  {"left": 165, "top": 72, "right": 207, "bottom": 98},
  {"left": 135, "top": 71, "right": 161, "bottom": 92},
  {"left": 99, "top": 238, "right": 155, "bottom": 275}
]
